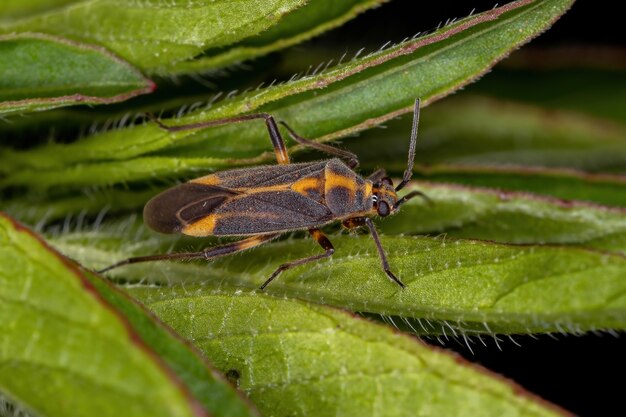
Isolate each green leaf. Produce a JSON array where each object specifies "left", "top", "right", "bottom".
[
  {"left": 52, "top": 220, "right": 626, "bottom": 335},
  {"left": 2, "top": 188, "right": 156, "bottom": 224},
  {"left": 0, "top": 33, "right": 154, "bottom": 115},
  {"left": 353, "top": 96, "right": 626, "bottom": 174},
  {"left": 0, "top": 0, "right": 76, "bottom": 20},
  {"left": 381, "top": 182, "right": 626, "bottom": 254},
  {"left": 0, "top": 213, "right": 256, "bottom": 417},
  {"left": 128, "top": 285, "right": 569, "bottom": 417},
  {"left": 0, "top": 0, "right": 575, "bottom": 189},
  {"left": 413, "top": 165, "right": 626, "bottom": 208},
  {"left": 167, "top": 0, "right": 386, "bottom": 74},
  {"left": 0, "top": 0, "right": 308, "bottom": 73}
]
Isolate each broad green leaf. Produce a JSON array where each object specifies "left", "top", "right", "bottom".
[
  {"left": 52, "top": 223, "right": 626, "bottom": 335},
  {"left": 2, "top": 188, "right": 156, "bottom": 224},
  {"left": 0, "top": 33, "right": 154, "bottom": 115},
  {"left": 128, "top": 285, "right": 569, "bottom": 417},
  {"left": 381, "top": 183, "right": 626, "bottom": 254},
  {"left": 352, "top": 96, "right": 626, "bottom": 174},
  {"left": 0, "top": 0, "right": 576, "bottom": 189},
  {"left": 412, "top": 165, "right": 626, "bottom": 208},
  {"left": 0, "top": 0, "right": 308, "bottom": 73},
  {"left": 169, "top": 0, "right": 386, "bottom": 74},
  {"left": 0, "top": 0, "right": 75, "bottom": 20},
  {"left": 0, "top": 213, "right": 256, "bottom": 417}
]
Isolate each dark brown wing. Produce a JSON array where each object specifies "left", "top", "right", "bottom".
[
  {"left": 192, "top": 160, "right": 329, "bottom": 188},
  {"left": 143, "top": 183, "right": 240, "bottom": 234},
  {"left": 185, "top": 190, "right": 334, "bottom": 236}
]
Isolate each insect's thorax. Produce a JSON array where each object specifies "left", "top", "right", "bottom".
[{"left": 322, "top": 159, "right": 373, "bottom": 217}]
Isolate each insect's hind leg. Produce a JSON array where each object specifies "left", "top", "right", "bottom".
[
  {"left": 260, "top": 229, "right": 335, "bottom": 290},
  {"left": 98, "top": 234, "right": 280, "bottom": 274},
  {"left": 279, "top": 121, "right": 359, "bottom": 169},
  {"left": 150, "top": 113, "right": 290, "bottom": 165}
]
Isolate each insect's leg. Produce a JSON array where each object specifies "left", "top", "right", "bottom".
[
  {"left": 279, "top": 121, "right": 359, "bottom": 169},
  {"left": 98, "top": 234, "right": 280, "bottom": 273},
  {"left": 367, "top": 168, "right": 387, "bottom": 183},
  {"left": 260, "top": 229, "right": 335, "bottom": 290},
  {"left": 364, "top": 217, "right": 405, "bottom": 288},
  {"left": 150, "top": 113, "right": 290, "bottom": 164}
]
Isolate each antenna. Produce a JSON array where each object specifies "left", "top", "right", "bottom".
[{"left": 395, "top": 98, "right": 420, "bottom": 192}]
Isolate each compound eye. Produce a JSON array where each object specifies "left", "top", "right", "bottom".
[{"left": 377, "top": 201, "right": 390, "bottom": 217}]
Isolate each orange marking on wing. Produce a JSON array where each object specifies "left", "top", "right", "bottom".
[
  {"left": 325, "top": 173, "right": 357, "bottom": 194},
  {"left": 365, "top": 181, "right": 373, "bottom": 198},
  {"left": 291, "top": 177, "right": 321, "bottom": 195},
  {"left": 233, "top": 184, "right": 291, "bottom": 194},
  {"left": 183, "top": 214, "right": 219, "bottom": 236},
  {"left": 238, "top": 235, "right": 269, "bottom": 249},
  {"left": 191, "top": 174, "right": 221, "bottom": 186}
]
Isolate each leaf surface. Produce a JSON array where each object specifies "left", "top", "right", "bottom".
[
  {"left": 0, "top": 0, "right": 576, "bottom": 189},
  {"left": 353, "top": 96, "right": 626, "bottom": 174},
  {"left": 0, "top": 213, "right": 256, "bottom": 417},
  {"left": 0, "top": 34, "right": 154, "bottom": 115},
  {"left": 52, "top": 220, "right": 626, "bottom": 335},
  {"left": 168, "top": 0, "right": 386, "bottom": 74},
  {"left": 0, "top": 0, "right": 308, "bottom": 73},
  {"left": 412, "top": 165, "right": 626, "bottom": 208},
  {"left": 128, "top": 285, "right": 570, "bottom": 417},
  {"left": 0, "top": 0, "right": 76, "bottom": 20},
  {"left": 381, "top": 182, "right": 626, "bottom": 254}
]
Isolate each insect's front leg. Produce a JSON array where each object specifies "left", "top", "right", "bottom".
[
  {"left": 260, "top": 229, "right": 335, "bottom": 290},
  {"left": 343, "top": 216, "right": 405, "bottom": 288}
]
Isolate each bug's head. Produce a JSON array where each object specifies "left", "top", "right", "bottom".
[{"left": 372, "top": 177, "right": 398, "bottom": 217}]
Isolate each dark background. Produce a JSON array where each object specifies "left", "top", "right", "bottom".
[{"left": 314, "top": 1, "right": 625, "bottom": 416}]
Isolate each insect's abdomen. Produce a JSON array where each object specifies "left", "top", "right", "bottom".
[{"left": 324, "top": 159, "right": 372, "bottom": 217}]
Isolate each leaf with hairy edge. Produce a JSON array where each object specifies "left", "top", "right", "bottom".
[
  {"left": 412, "top": 165, "right": 626, "bottom": 208},
  {"left": 0, "top": 213, "right": 257, "bottom": 417},
  {"left": 352, "top": 96, "right": 626, "bottom": 174},
  {"left": 52, "top": 222, "right": 626, "bottom": 335},
  {"left": 0, "top": 0, "right": 575, "bottom": 187},
  {"left": 127, "top": 285, "right": 571, "bottom": 417},
  {"left": 0, "top": 0, "right": 308, "bottom": 73},
  {"left": 0, "top": 0, "right": 76, "bottom": 20},
  {"left": 168, "top": 0, "right": 387, "bottom": 74},
  {"left": 2, "top": 188, "right": 157, "bottom": 224},
  {"left": 380, "top": 182, "right": 626, "bottom": 254},
  {"left": 0, "top": 34, "right": 154, "bottom": 115}
]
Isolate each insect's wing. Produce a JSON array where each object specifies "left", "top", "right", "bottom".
[
  {"left": 183, "top": 190, "right": 334, "bottom": 236},
  {"left": 143, "top": 183, "right": 239, "bottom": 234},
  {"left": 145, "top": 161, "right": 333, "bottom": 236},
  {"left": 192, "top": 161, "right": 328, "bottom": 188}
]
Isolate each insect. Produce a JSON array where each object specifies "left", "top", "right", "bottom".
[{"left": 99, "top": 99, "right": 427, "bottom": 289}]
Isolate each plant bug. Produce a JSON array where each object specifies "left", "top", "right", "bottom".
[{"left": 99, "top": 99, "right": 428, "bottom": 289}]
